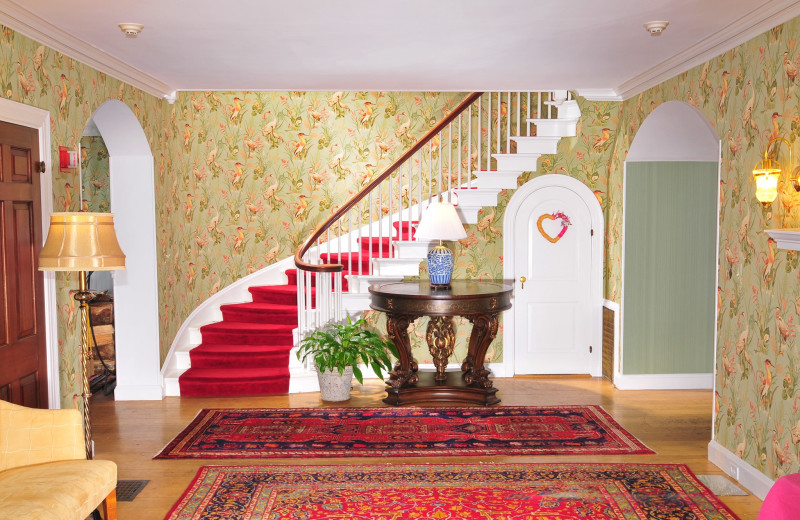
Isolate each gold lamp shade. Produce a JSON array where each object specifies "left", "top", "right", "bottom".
[
  {"left": 39, "top": 212, "right": 126, "bottom": 271},
  {"left": 752, "top": 157, "right": 781, "bottom": 205},
  {"left": 752, "top": 137, "right": 800, "bottom": 205}
]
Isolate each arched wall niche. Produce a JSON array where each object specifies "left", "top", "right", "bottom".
[
  {"left": 89, "top": 100, "right": 162, "bottom": 400},
  {"left": 618, "top": 100, "right": 721, "bottom": 390}
]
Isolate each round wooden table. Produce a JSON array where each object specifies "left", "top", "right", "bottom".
[{"left": 369, "top": 280, "right": 512, "bottom": 406}]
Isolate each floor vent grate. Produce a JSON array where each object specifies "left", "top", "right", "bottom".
[{"left": 117, "top": 480, "right": 149, "bottom": 502}]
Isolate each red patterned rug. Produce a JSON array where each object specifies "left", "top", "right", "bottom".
[
  {"left": 155, "top": 405, "right": 652, "bottom": 459},
  {"left": 164, "top": 463, "right": 741, "bottom": 519}
]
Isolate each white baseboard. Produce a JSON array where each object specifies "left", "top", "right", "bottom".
[
  {"left": 113, "top": 384, "right": 164, "bottom": 401},
  {"left": 614, "top": 373, "right": 713, "bottom": 390},
  {"left": 708, "top": 439, "right": 774, "bottom": 500}
]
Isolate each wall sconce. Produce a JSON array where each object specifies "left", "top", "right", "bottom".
[{"left": 752, "top": 137, "right": 800, "bottom": 205}]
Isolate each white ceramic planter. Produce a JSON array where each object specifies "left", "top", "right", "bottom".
[{"left": 317, "top": 366, "right": 354, "bottom": 402}]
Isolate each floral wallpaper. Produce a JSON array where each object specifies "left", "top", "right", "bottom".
[
  {"left": 159, "top": 91, "right": 619, "bottom": 366},
  {"left": 383, "top": 96, "right": 622, "bottom": 365},
  {"left": 615, "top": 22, "right": 800, "bottom": 480},
  {"left": 0, "top": 26, "right": 168, "bottom": 409},
  {"left": 80, "top": 135, "right": 110, "bottom": 212},
  {"left": 4, "top": 8, "right": 799, "bottom": 484},
  {"left": 158, "top": 91, "right": 467, "bottom": 361}
]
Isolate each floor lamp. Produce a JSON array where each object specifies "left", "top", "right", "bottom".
[{"left": 39, "top": 212, "right": 126, "bottom": 459}]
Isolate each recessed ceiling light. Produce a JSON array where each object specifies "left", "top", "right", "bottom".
[
  {"left": 644, "top": 21, "right": 669, "bottom": 36},
  {"left": 118, "top": 23, "right": 144, "bottom": 38}
]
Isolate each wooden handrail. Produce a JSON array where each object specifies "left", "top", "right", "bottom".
[{"left": 294, "top": 92, "right": 483, "bottom": 273}]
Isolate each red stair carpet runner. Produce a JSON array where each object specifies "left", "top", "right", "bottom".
[
  {"left": 178, "top": 221, "right": 415, "bottom": 396},
  {"left": 165, "top": 463, "right": 741, "bottom": 520}
]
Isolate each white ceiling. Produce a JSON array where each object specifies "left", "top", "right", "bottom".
[{"left": 2, "top": 0, "right": 800, "bottom": 101}]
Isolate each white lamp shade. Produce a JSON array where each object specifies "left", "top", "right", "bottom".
[{"left": 414, "top": 201, "right": 467, "bottom": 241}]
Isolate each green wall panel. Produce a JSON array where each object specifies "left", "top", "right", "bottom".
[{"left": 623, "top": 161, "right": 717, "bottom": 374}]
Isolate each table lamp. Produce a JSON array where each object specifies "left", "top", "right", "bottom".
[
  {"left": 39, "top": 212, "right": 126, "bottom": 458},
  {"left": 414, "top": 201, "right": 467, "bottom": 289}
]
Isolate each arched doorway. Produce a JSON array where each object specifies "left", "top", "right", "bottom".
[
  {"left": 502, "top": 174, "right": 604, "bottom": 376},
  {"left": 618, "top": 101, "right": 721, "bottom": 390},
  {"left": 90, "top": 100, "right": 161, "bottom": 400}
]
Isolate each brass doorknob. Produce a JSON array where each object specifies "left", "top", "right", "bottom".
[{"left": 519, "top": 276, "right": 526, "bottom": 289}]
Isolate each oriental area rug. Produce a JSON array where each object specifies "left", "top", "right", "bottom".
[
  {"left": 155, "top": 405, "right": 652, "bottom": 459},
  {"left": 164, "top": 463, "right": 741, "bottom": 520}
]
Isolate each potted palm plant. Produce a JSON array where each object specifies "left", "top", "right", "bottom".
[{"left": 296, "top": 316, "right": 399, "bottom": 401}]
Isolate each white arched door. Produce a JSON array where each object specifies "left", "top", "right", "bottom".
[{"left": 504, "top": 175, "right": 603, "bottom": 376}]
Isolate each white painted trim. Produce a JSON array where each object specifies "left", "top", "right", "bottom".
[
  {"left": 712, "top": 141, "right": 723, "bottom": 441},
  {"left": 574, "top": 89, "right": 623, "bottom": 102},
  {"left": 708, "top": 439, "right": 775, "bottom": 500},
  {"left": 614, "top": 373, "right": 713, "bottom": 390},
  {"left": 503, "top": 174, "right": 605, "bottom": 378},
  {"left": 112, "top": 384, "right": 163, "bottom": 401},
  {"left": 622, "top": 103, "right": 721, "bottom": 385},
  {"left": 765, "top": 228, "right": 800, "bottom": 250},
  {"left": 620, "top": 161, "right": 628, "bottom": 379},
  {"left": 604, "top": 299, "right": 621, "bottom": 382},
  {"left": 616, "top": 0, "right": 800, "bottom": 100},
  {"left": 626, "top": 102, "right": 720, "bottom": 162},
  {"left": 0, "top": 1, "right": 174, "bottom": 99},
  {"left": 0, "top": 98, "right": 58, "bottom": 408},
  {"left": 91, "top": 100, "right": 162, "bottom": 401}
]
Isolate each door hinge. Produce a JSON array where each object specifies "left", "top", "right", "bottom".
[
  {"left": 589, "top": 345, "right": 593, "bottom": 353},
  {"left": 36, "top": 161, "right": 45, "bottom": 173}
]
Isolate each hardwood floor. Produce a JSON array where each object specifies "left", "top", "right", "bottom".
[{"left": 90, "top": 376, "right": 763, "bottom": 519}]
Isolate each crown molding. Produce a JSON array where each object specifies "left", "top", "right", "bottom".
[
  {"left": 0, "top": 0, "right": 174, "bottom": 100},
  {"left": 616, "top": 0, "right": 800, "bottom": 100}
]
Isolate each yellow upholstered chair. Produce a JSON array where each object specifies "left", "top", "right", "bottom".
[{"left": 0, "top": 399, "right": 117, "bottom": 520}]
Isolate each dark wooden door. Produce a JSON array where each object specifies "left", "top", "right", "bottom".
[{"left": 0, "top": 121, "right": 47, "bottom": 408}]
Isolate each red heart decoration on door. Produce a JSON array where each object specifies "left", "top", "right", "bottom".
[{"left": 537, "top": 214, "right": 568, "bottom": 243}]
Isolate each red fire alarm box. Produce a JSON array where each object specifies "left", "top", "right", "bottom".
[{"left": 59, "top": 146, "right": 78, "bottom": 172}]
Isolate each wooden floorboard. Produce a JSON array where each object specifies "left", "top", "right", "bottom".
[{"left": 90, "top": 376, "right": 763, "bottom": 519}]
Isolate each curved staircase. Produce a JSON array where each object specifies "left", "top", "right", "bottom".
[{"left": 161, "top": 91, "right": 580, "bottom": 397}]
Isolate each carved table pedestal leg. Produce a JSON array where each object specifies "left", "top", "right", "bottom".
[
  {"left": 383, "top": 313, "right": 419, "bottom": 404},
  {"left": 426, "top": 316, "right": 456, "bottom": 382},
  {"left": 462, "top": 313, "right": 499, "bottom": 390}
]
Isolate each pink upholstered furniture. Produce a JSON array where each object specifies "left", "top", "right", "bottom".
[{"left": 758, "top": 473, "right": 800, "bottom": 520}]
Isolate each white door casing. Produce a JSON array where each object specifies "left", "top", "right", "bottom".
[
  {"left": 0, "top": 98, "right": 58, "bottom": 407},
  {"left": 503, "top": 174, "right": 604, "bottom": 376}
]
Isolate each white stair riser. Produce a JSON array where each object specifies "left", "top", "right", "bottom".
[
  {"left": 511, "top": 136, "right": 559, "bottom": 155},
  {"left": 529, "top": 118, "right": 579, "bottom": 137},
  {"left": 393, "top": 241, "right": 431, "bottom": 259},
  {"left": 188, "top": 328, "right": 203, "bottom": 344},
  {"left": 454, "top": 188, "right": 500, "bottom": 207},
  {"left": 475, "top": 171, "right": 521, "bottom": 190},
  {"left": 177, "top": 351, "right": 191, "bottom": 370},
  {"left": 346, "top": 275, "right": 406, "bottom": 293},
  {"left": 373, "top": 258, "right": 423, "bottom": 276},
  {"left": 492, "top": 153, "right": 540, "bottom": 171}
]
